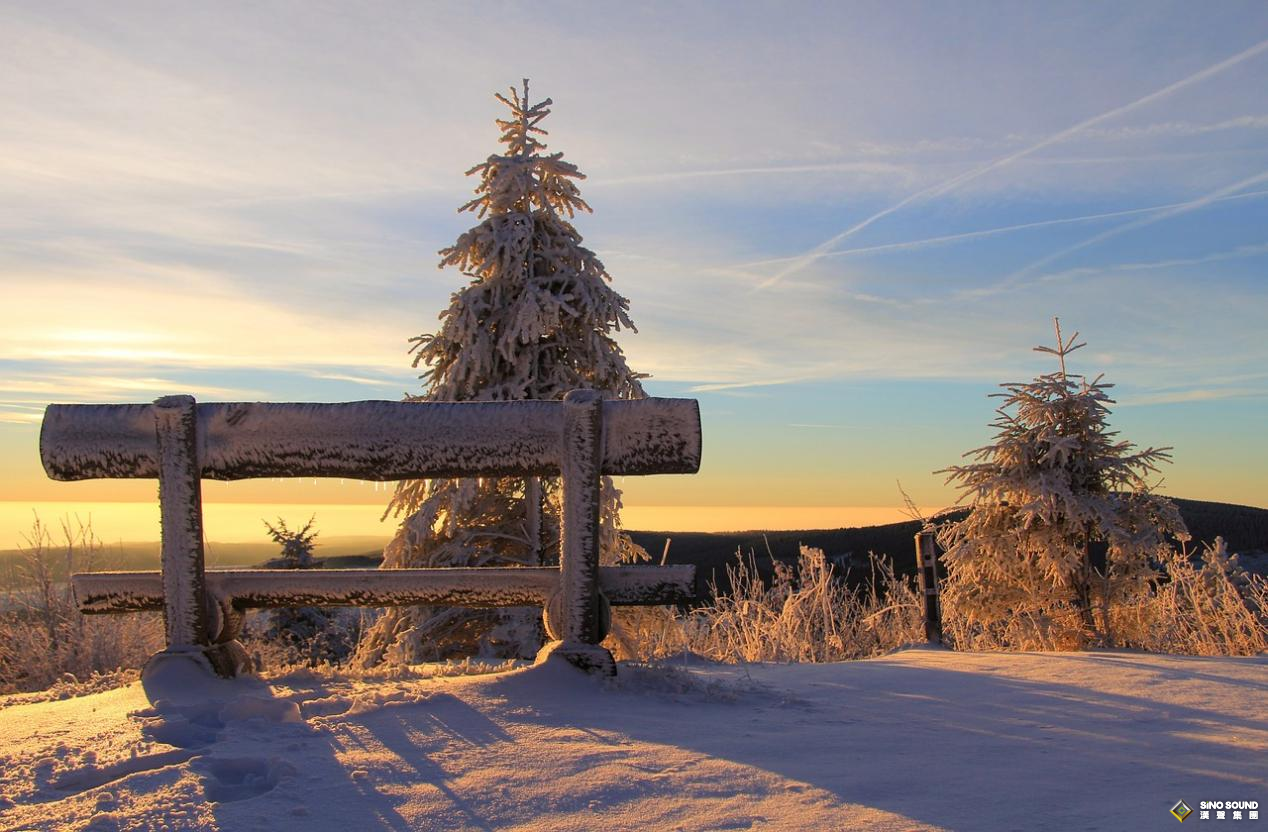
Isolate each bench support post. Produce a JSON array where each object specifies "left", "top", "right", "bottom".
[
  {"left": 154, "top": 395, "right": 209, "bottom": 650},
  {"left": 538, "top": 390, "right": 616, "bottom": 676},
  {"left": 147, "top": 395, "right": 250, "bottom": 683}
]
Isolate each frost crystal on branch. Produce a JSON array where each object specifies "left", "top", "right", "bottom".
[
  {"left": 358, "top": 80, "right": 649, "bottom": 666},
  {"left": 935, "top": 319, "right": 1188, "bottom": 648}
]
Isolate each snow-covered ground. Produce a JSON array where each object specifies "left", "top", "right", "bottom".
[{"left": 1, "top": 647, "right": 1264, "bottom": 831}]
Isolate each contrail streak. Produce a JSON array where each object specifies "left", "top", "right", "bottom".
[
  {"left": 735, "top": 189, "right": 1268, "bottom": 269},
  {"left": 758, "top": 36, "right": 1268, "bottom": 290},
  {"left": 957, "top": 240, "right": 1268, "bottom": 303},
  {"left": 1010, "top": 169, "right": 1268, "bottom": 279}
]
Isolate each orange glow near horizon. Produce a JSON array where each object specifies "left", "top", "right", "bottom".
[{"left": 0, "top": 501, "right": 940, "bottom": 549}]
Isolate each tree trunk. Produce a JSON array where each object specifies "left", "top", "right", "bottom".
[
  {"left": 1097, "top": 567, "right": 1116, "bottom": 648},
  {"left": 525, "top": 477, "right": 542, "bottom": 565},
  {"left": 1072, "top": 532, "right": 1098, "bottom": 647}
]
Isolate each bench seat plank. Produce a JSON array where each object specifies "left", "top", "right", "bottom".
[{"left": 72, "top": 564, "right": 696, "bottom": 612}]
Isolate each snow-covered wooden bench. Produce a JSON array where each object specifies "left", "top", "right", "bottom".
[{"left": 40, "top": 390, "right": 701, "bottom": 680}]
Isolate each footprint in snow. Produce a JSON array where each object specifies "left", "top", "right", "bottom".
[{"left": 193, "top": 756, "right": 298, "bottom": 803}]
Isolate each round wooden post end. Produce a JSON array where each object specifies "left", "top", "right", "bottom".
[
  {"left": 542, "top": 590, "right": 611, "bottom": 643},
  {"left": 535, "top": 639, "right": 616, "bottom": 677}
]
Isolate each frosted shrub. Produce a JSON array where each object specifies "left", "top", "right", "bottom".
[
  {"left": 609, "top": 546, "right": 924, "bottom": 664},
  {"left": 359, "top": 79, "right": 649, "bottom": 666},
  {"left": 1114, "top": 539, "right": 1267, "bottom": 656},
  {"left": 940, "top": 537, "right": 1268, "bottom": 654},
  {"left": 939, "top": 582, "right": 1087, "bottom": 651},
  {"left": 605, "top": 605, "right": 693, "bottom": 661},
  {"left": 0, "top": 515, "right": 161, "bottom": 696}
]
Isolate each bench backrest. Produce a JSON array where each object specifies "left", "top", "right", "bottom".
[{"left": 41, "top": 397, "right": 701, "bottom": 481}]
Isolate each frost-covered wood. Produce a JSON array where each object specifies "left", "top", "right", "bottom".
[
  {"left": 41, "top": 398, "right": 700, "bottom": 481},
  {"left": 72, "top": 565, "right": 696, "bottom": 616},
  {"left": 153, "top": 396, "right": 208, "bottom": 649},
  {"left": 914, "top": 531, "right": 943, "bottom": 645},
  {"left": 601, "top": 397, "right": 702, "bottom": 476},
  {"left": 558, "top": 390, "right": 604, "bottom": 645},
  {"left": 46, "top": 385, "right": 701, "bottom": 679}
]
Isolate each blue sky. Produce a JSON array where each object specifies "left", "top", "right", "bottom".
[{"left": 2, "top": 1, "right": 1267, "bottom": 512}]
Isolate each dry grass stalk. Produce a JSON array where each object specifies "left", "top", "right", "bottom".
[
  {"left": 940, "top": 538, "right": 1267, "bottom": 655},
  {"left": 608, "top": 546, "right": 925, "bottom": 664},
  {"left": 1, "top": 514, "right": 162, "bottom": 695}
]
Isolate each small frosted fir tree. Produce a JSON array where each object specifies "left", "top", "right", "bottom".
[
  {"left": 259, "top": 517, "right": 353, "bottom": 666},
  {"left": 357, "top": 80, "right": 648, "bottom": 666},
  {"left": 935, "top": 319, "right": 1188, "bottom": 648},
  {"left": 261, "top": 516, "right": 318, "bottom": 569}
]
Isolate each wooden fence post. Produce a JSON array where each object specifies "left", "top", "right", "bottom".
[
  {"left": 539, "top": 389, "right": 615, "bottom": 675},
  {"left": 913, "top": 531, "right": 943, "bottom": 645}
]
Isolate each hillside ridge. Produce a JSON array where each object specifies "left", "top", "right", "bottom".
[{"left": 628, "top": 497, "right": 1268, "bottom": 596}]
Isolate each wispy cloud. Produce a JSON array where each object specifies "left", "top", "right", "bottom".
[
  {"left": 306, "top": 371, "right": 406, "bottom": 388},
  {"left": 954, "top": 239, "right": 1268, "bottom": 303},
  {"left": 1118, "top": 387, "right": 1268, "bottom": 406},
  {"left": 1081, "top": 114, "right": 1268, "bottom": 141},
  {"left": 1012, "top": 169, "right": 1268, "bottom": 278},
  {"left": 0, "top": 375, "right": 268, "bottom": 402},
  {"left": 0, "top": 412, "right": 43, "bottom": 425},
  {"left": 734, "top": 189, "right": 1268, "bottom": 271},
  {"left": 852, "top": 136, "right": 1007, "bottom": 157},
  {"left": 1044, "top": 242, "right": 1268, "bottom": 279},
  {"left": 757, "top": 36, "right": 1268, "bottom": 289},
  {"left": 2, "top": 275, "right": 414, "bottom": 375},
  {"left": 845, "top": 114, "right": 1268, "bottom": 160},
  {"left": 687, "top": 377, "right": 812, "bottom": 394},
  {"left": 0, "top": 374, "right": 274, "bottom": 427}
]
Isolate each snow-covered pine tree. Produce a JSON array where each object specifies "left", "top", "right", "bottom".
[
  {"left": 258, "top": 517, "right": 354, "bottom": 666},
  {"left": 935, "top": 319, "right": 1188, "bottom": 648},
  {"left": 357, "top": 80, "right": 649, "bottom": 666}
]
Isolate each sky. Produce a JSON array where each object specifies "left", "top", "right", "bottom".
[{"left": 3, "top": 2, "right": 1267, "bottom": 537}]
